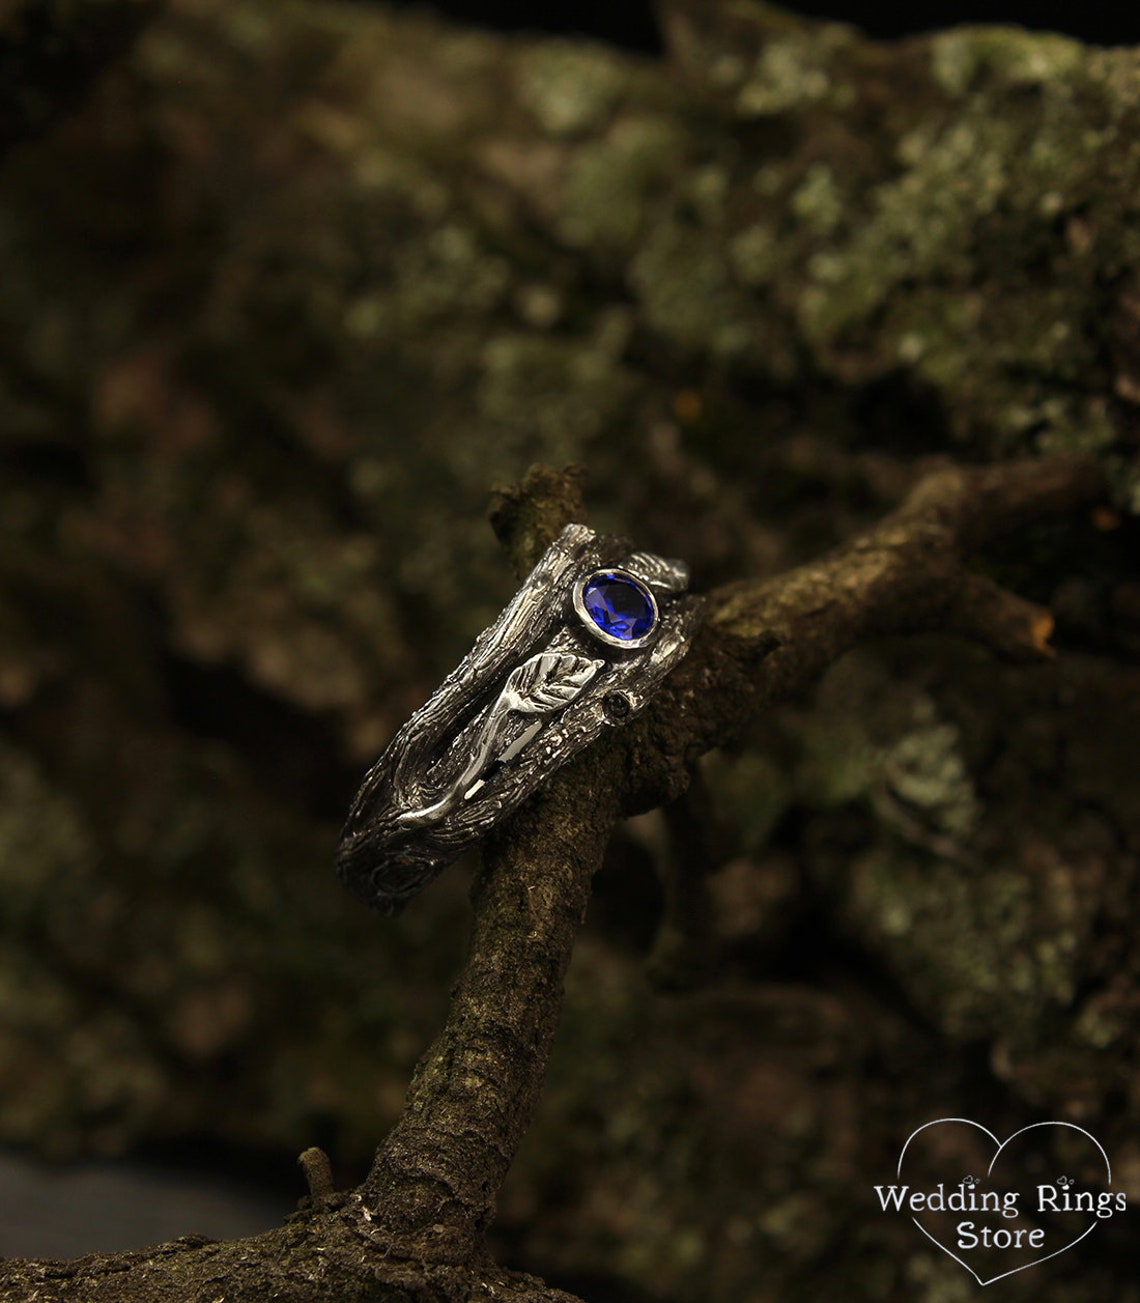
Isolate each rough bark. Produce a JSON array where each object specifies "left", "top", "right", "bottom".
[
  {"left": 0, "top": 453, "right": 1108, "bottom": 1300},
  {"left": 2, "top": 0, "right": 1140, "bottom": 1300}
]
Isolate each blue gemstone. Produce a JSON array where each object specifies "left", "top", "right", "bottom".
[{"left": 581, "top": 571, "right": 656, "bottom": 642}]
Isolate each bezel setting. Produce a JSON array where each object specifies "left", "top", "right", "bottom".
[
  {"left": 572, "top": 568, "right": 660, "bottom": 649},
  {"left": 337, "top": 525, "right": 701, "bottom": 914}
]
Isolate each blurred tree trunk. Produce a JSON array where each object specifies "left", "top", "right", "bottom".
[{"left": 1, "top": 0, "right": 1139, "bottom": 1299}]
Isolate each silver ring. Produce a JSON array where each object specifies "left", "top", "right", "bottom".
[{"left": 336, "top": 523, "right": 704, "bottom": 914}]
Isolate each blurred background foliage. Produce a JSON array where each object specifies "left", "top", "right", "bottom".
[{"left": 1, "top": 0, "right": 1139, "bottom": 1298}]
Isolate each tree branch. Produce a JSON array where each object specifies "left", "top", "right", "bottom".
[
  {"left": 334, "top": 454, "right": 1107, "bottom": 1255},
  {"left": 675, "top": 456, "right": 1103, "bottom": 760},
  {"left": 0, "top": 0, "right": 1131, "bottom": 1290},
  {"left": 358, "top": 757, "right": 623, "bottom": 1263},
  {"left": 0, "top": 453, "right": 1104, "bottom": 1300},
  {"left": 0, "top": 452, "right": 1105, "bottom": 1301}
]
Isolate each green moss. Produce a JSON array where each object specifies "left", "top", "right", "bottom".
[
  {"left": 740, "top": 23, "right": 1140, "bottom": 464},
  {"left": 702, "top": 750, "right": 792, "bottom": 851},
  {"left": 797, "top": 113, "right": 1024, "bottom": 345},
  {"left": 756, "top": 1193, "right": 831, "bottom": 1258},
  {"left": 847, "top": 851, "right": 1039, "bottom": 1038},
  {"left": 736, "top": 25, "right": 856, "bottom": 117},
  {"left": 795, "top": 652, "right": 1112, "bottom": 1041},
  {"left": 0, "top": 943, "right": 170, "bottom": 1156},
  {"left": 474, "top": 315, "right": 637, "bottom": 464},
  {"left": 630, "top": 220, "right": 757, "bottom": 359},
  {"left": 1074, "top": 996, "right": 1125, "bottom": 1050},
  {"left": 341, "top": 221, "right": 512, "bottom": 348},
  {"left": 880, "top": 721, "right": 980, "bottom": 839},
  {"left": 905, "top": 1250, "right": 976, "bottom": 1302},
  {"left": 559, "top": 115, "right": 689, "bottom": 252},
  {"left": 798, "top": 710, "right": 879, "bottom": 808},
  {"left": 0, "top": 742, "right": 93, "bottom": 927},
  {"left": 727, "top": 220, "right": 780, "bottom": 286},
  {"left": 516, "top": 40, "right": 626, "bottom": 138},
  {"left": 790, "top": 162, "right": 844, "bottom": 237},
  {"left": 930, "top": 26, "right": 1084, "bottom": 98}
]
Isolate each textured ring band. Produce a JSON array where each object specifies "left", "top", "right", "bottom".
[{"left": 336, "top": 523, "right": 704, "bottom": 914}]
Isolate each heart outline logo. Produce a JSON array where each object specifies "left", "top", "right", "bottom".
[{"left": 896, "top": 1117, "right": 1113, "bottom": 1286}]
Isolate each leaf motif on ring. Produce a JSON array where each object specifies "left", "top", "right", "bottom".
[
  {"left": 500, "top": 652, "right": 602, "bottom": 713},
  {"left": 397, "top": 652, "right": 603, "bottom": 825}
]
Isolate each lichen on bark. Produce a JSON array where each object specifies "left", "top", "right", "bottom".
[{"left": 2, "top": 0, "right": 1140, "bottom": 1300}]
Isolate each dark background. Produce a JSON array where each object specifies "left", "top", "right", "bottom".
[
  {"left": 381, "top": 1, "right": 1140, "bottom": 53},
  {"left": 3, "top": 0, "right": 1139, "bottom": 1293}
]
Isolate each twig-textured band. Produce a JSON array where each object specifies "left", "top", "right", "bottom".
[{"left": 337, "top": 524, "right": 704, "bottom": 914}]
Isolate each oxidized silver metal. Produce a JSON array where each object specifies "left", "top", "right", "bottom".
[{"left": 336, "top": 523, "right": 703, "bottom": 914}]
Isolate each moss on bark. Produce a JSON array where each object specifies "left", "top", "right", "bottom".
[{"left": 2, "top": 2, "right": 1139, "bottom": 1299}]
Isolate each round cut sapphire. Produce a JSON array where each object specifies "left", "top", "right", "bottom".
[{"left": 580, "top": 571, "right": 657, "bottom": 643}]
